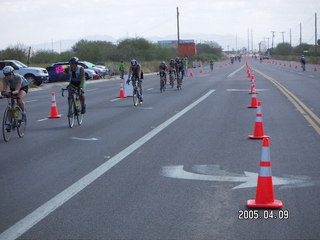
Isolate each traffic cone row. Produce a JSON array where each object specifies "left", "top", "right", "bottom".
[{"left": 245, "top": 60, "right": 283, "bottom": 209}]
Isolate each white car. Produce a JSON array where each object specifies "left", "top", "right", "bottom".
[{"left": 0, "top": 60, "right": 49, "bottom": 86}]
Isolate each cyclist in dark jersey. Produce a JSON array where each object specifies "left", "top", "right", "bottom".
[
  {"left": 61, "top": 57, "right": 86, "bottom": 113},
  {"left": 127, "top": 59, "right": 143, "bottom": 102}
]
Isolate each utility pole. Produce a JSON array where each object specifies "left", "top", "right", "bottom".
[
  {"left": 266, "top": 37, "right": 270, "bottom": 50},
  {"left": 280, "top": 32, "right": 285, "bottom": 43},
  {"left": 271, "top": 31, "right": 276, "bottom": 49},
  {"left": 290, "top": 28, "right": 292, "bottom": 47},
  {"left": 27, "top": 46, "right": 31, "bottom": 65},
  {"left": 300, "top": 23, "right": 302, "bottom": 45},
  {"left": 235, "top": 33, "right": 238, "bottom": 52},
  {"left": 247, "top": 28, "right": 250, "bottom": 53},
  {"left": 251, "top": 29, "right": 253, "bottom": 53},
  {"left": 315, "top": 12, "right": 318, "bottom": 53},
  {"left": 176, "top": 7, "right": 180, "bottom": 45}
]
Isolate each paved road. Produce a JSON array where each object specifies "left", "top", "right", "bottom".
[{"left": 0, "top": 58, "right": 319, "bottom": 240}]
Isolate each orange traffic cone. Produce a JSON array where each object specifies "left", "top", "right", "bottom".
[
  {"left": 189, "top": 69, "right": 194, "bottom": 77},
  {"left": 314, "top": 67, "right": 318, "bottom": 72},
  {"left": 248, "top": 81, "right": 258, "bottom": 94},
  {"left": 117, "top": 80, "right": 127, "bottom": 98},
  {"left": 248, "top": 93, "right": 259, "bottom": 108},
  {"left": 248, "top": 102, "right": 269, "bottom": 139},
  {"left": 247, "top": 137, "right": 283, "bottom": 208},
  {"left": 199, "top": 68, "right": 203, "bottom": 74},
  {"left": 48, "top": 92, "right": 61, "bottom": 118}
]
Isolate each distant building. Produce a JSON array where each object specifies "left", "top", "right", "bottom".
[{"left": 158, "top": 40, "right": 195, "bottom": 48}]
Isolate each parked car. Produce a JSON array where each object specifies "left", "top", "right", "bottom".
[
  {"left": 47, "top": 62, "right": 99, "bottom": 83},
  {"left": 78, "top": 61, "right": 114, "bottom": 77},
  {"left": 0, "top": 60, "right": 49, "bottom": 86}
]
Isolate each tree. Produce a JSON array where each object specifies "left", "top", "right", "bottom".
[{"left": 274, "top": 43, "right": 293, "bottom": 55}]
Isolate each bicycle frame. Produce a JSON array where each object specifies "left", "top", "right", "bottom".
[
  {"left": 62, "top": 88, "right": 83, "bottom": 127},
  {"left": 132, "top": 77, "right": 142, "bottom": 106}
]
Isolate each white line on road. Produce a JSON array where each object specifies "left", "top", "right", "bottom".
[
  {"left": 226, "top": 89, "right": 269, "bottom": 92},
  {"left": 110, "top": 98, "right": 121, "bottom": 102},
  {"left": 37, "top": 118, "right": 48, "bottom": 122},
  {"left": 227, "top": 65, "right": 246, "bottom": 78},
  {"left": 71, "top": 137, "right": 99, "bottom": 141},
  {"left": 86, "top": 88, "right": 99, "bottom": 92},
  {"left": 25, "top": 99, "right": 38, "bottom": 103},
  {"left": 0, "top": 89, "right": 216, "bottom": 240},
  {"left": 146, "top": 88, "right": 154, "bottom": 91}
]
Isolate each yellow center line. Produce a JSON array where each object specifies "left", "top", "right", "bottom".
[{"left": 253, "top": 68, "right": 320, "bottom": 135}]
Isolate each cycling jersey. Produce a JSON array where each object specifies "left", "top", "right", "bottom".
[
  {"left": 4, "top": 73, "right": 28, "bottom": 90},
  {"left": 300, "top": 57, "right": 306, "bottom": 64}
]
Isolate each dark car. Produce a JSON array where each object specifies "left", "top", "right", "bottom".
[{"left": 46, "top": 62, "right": 98, "bottom": 83}]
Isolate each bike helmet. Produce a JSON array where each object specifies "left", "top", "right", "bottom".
[
  {"left": 131, "top": 59, "right": 138, "bottom": 66},
  {"left": 3, "top": 66, "right": 14, "bottom": 75},
  {"left": 160, "top": 61, "right": 166, "bottom": 65},
  {"left": 69, "top": 57, "right": 79, "bottom": 64}
]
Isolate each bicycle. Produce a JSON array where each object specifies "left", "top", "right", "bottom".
[
  {"left": 131, "top": 77, "right": 143, "bottom": 106},
  {"left": 176, "top": 71, "right": 183, "bottom": 90},
  {"left": 160, "top": 71, "right": 166, "bottom": 93},
  {"left": 62, "top": 87, "right": 84, "bottom": 128},
  {"left": 301, "top": 62, "right": 306, "bottom": 71},
  {"left": 1, "top": 93, "right": 26, "bottom": 142}
]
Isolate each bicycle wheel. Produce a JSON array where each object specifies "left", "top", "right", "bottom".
[
  {"left": 68, "top": 98, "right": 75, "bottom": 128},
  {"left": 76, "top": 102, "right": 84, "bottom": 126},
  {"left": 133, "top": 88, "right": 139, "bottom": 106},
  {"left": 160, "top": 78, "right": 164, "bottom": 93},
  {"left": 2, "top": 107, "right": 12, "bottom": 142},
  {"left": 17, "top": 108, "right": 26, "bottom": 138}
]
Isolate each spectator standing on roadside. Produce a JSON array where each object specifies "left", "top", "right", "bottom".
[{"left": 119, "top": 60, "right": 125, "bottom": 79}]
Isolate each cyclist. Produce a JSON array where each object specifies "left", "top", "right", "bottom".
[
  {"left": 159, "top": 61, "right": 168, "bottom": 85},
  {"left": 61, "top": 57, "right": 86, "bottom": 114},
  {"left": 1, "top": 66, "right": 28, "bottom": 122},
  {"left": 300, "top": 55, "right": 306, "bottom": 71},
  {"left": 127, "top": 59, "right": 143, "bottom": 102},
  {"left": 168, "top": 59, "right": 176, "bottom": 85},
  {"left": 175, "top": 57, "right": 184, "bottom": 88},
  {"left": 183, "top": 57, "right": 189, "bottom": 76},
  {"left": 209, "top": 60, "right": 214, "bottom": 72}
]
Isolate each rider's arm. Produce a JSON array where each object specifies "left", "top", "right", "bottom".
[
  {"left": 60, "top": 67, "right": 69, "bottom": 81},
  {"left": 79, "top": 67, "right": 85, "bottom": 88},
  {"left": 1, "top": 78, "right": 9, "bottom": 96},
  {"left": 128, "top": 66, "right": 132, "bottom": 79}
]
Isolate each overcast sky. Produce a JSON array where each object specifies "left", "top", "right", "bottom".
[{"left": 1, "top": 0, "right": 319, "bottom": 51}]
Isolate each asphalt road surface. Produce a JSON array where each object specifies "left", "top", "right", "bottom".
[{"left": 0, "top": 58, "right": 320, "bottom": 240}]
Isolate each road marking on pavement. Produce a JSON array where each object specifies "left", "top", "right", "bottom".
[
  {"left": 86, "top": 88, "right": 99, "bottom": 92},
  {"left": 308, "top": 75, "right": 315, "bottom": 78},
  {"left": 0, "top": 89, "right": 216, "bottom": 240},
  {"left": 254, "top": 68, "right": 320, "bottom": 135},
  {"left": 37, "top": 118, "right": 48, "bottom": 122},
  {"left": 71, "top": 137, "right": 99, "bottom": 141},
  {"left": 227, "top": 64, "right": 246, "bottom": 78},
  {"left": 110, "top": 98, "right": 121, "bottom": 102},
  {"left": 226, "top": 89, "right": 269, "bottom": 92},
  {"left": 147, "top": 88, "right": 154, "bottom": 91},
  {"left": 162, "top": 165, "right": 315, "bottom": 189},
  {"left": 25, "top": 99, "right": 38, "bottom": 103}
]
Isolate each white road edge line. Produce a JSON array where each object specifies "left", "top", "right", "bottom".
[
  {"left": 147, "top": 88, "right": 154, "bottom": 91},
  {"left": 0, "top": 89, "right": 216, "bottom": 240},
  {"left": 227, "top": 64, "right": 245, "bottom": 78},
  {"left": 25, "top": 100, "right": 38, "bottom": 103},
  {"left": 110, "top": 98, "right": 121, "bottom": 102}
]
